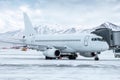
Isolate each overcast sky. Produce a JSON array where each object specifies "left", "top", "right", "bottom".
[{"left": 0, "top": 0, "right": 120, "bottom": 33}]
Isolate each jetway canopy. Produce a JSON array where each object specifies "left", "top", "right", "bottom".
[
  {"left": 113, "top": 31, "right": 120, "bottom": 46},
  {"left": 92, "top": 28, "right": 120, "bottom": 49}
]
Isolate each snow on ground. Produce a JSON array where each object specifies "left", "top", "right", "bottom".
[{"left": 0, "top": 49, "right": 120, "bottom": 80}]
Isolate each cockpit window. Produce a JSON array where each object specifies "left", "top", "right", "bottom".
[{"left": 91, "top": 38, "right": 104, "bottom": 41}]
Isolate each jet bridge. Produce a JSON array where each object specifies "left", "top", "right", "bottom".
[{"left": 92, "top": 28, "right": 120, "bottom": 58}]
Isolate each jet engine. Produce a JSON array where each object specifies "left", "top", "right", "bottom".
[
  {"left": 43, "top": 48, "right": 60, "bottom": 58},
  {"left": 79, "top": 52, "right": 96, "bottom": 57}
]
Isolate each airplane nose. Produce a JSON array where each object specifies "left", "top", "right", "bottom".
[{"left": 102, "top": 42, "right": 109, "bottom": 50}]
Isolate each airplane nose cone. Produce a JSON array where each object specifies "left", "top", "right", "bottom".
[{"left": 102, "top": 42, "right": 109, "bottom": 51}]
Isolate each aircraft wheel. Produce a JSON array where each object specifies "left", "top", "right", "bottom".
[
  {"left": 45, "top": 56, "right": 56, "bottom": 60},
  {"left": 94, "top": 57, "right": 99, "bottom": 61}
]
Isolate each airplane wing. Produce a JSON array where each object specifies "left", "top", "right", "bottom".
[
  {"left": 54, "top": 46, "right": 67, "bottom": 50},
  {"left": 0, "top": 39, "right": 67, "bottom": 51},
  {"left": 0, "top": 39, "right": 24, "bottom": 45}
]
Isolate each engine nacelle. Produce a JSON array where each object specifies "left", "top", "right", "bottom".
[
  {"left": 43, "top": 48, "right": 60, "bottom": 58},
  {"left": 79, "top": 52, "right": 96, "bottom": 57}
]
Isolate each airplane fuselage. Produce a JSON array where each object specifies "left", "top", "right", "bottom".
[{"left": 26, "top": 33, "right": 109, "bottom": 53}]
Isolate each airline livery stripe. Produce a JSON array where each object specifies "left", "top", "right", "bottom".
[{"left": 35, "top": 40, "right": 81, "bottom": 42}]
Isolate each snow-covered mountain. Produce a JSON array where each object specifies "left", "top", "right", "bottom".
[
  {"left": 95, "top": 22, "right": 120, "bottom": 31},
  {"left": 0, "top": 22, "right": 120, "bottom": 38},
  {"left": 81, "top": 22, "right": 120, "bottom": 33},
  {"left": 0, "top": 30, "right": 24, "bottom": 38},
  {"left": 34, "top": 25, "right": 79, "bottom": 34}
]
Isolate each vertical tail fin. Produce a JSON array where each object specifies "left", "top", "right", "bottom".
[{"left": 23, "top": 13, "right": 36, "bottom": 37}]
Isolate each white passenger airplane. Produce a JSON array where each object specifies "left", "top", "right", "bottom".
[{"left": 0, "top": 13, "right": 109, "bottom": 60}]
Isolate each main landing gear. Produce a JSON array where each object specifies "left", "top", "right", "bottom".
[
  {"left": 68, "top": 53, "right": 78, "bottom": 60},
  {"left": 60, "top": 53, "right": 78, "bottom": 60},
  {"left": 45, "top": 53, "right": 78, "bottom": 60}
]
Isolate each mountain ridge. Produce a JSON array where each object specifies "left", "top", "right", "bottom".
[{"left": 0, "top": 22, "right": 120, "bottom": 38}]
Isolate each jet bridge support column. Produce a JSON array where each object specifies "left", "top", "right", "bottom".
[{"left": 112, "top": 31, "right": 120, "bottom": 58}]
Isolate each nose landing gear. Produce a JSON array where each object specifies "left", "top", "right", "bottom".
[
  {"left": 94, "top": 57, "right": 99, "bottom": 61},
  {"left": 94, "top": 52, "right": 100, "bottom": 61}
]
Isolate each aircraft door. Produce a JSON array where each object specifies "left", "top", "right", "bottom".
[{"left": 84, "top": 36, "right": 89, "bottom": 46}]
